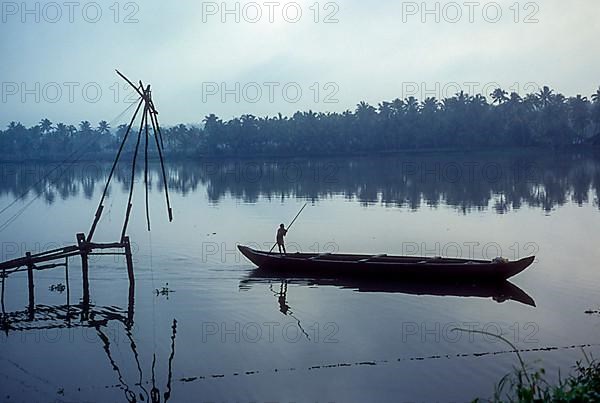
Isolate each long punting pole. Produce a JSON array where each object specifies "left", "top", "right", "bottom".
[{"left": 269, "top": 202, "right": 308, "bottom": 253}]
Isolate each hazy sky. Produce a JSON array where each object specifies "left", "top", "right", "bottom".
[{"left": 1, "top": 0, "right": 599, "bottom": 128}]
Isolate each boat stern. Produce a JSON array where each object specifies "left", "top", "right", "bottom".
[{"left": 503, "top": 256, "right": 535, "bottom": 279}]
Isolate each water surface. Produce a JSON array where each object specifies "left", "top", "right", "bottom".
[{"left": 1, "top": 150, "right": 600, "bottom": 402}]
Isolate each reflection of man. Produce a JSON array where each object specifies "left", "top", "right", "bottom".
[
  {"left": 276, "top": 224, "right": 287, "bottom": 254},
  {"left": 278, "top": 281, "right": 290, "bottom": 315}
]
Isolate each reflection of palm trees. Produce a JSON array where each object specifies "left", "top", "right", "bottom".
[{"left": 4, "top": 153, "right": 600, "bottom": 213}]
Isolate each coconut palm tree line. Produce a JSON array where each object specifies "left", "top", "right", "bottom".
[{"left": 2, "top": 86, "right": 600, "bottom": 160}]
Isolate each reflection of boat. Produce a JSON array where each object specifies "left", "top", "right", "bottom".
[
  {"left": 238, "top": 245, "right": 535, "bottom": 281},
  {"left": 241, "top": 269, "right": 536, "bottom": 307}
]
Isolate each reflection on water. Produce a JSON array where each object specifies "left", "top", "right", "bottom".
[
  {"left": 240, "top": 271, "right": 537, "bottom": 307},
  {"left": 1, "top": 150, "right": 600, "bottom": 212},
  {"left": 1, "top": 151, "right": 600, "bottom": 402},
  {"left": 0, "top": 295, "right": 177, "bottom": 403}
]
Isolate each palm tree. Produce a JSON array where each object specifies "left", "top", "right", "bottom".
[
  {"left": 355, "top": 101, "right": 376, "bottom": 118},
  {"left": 67, "top": 125, "right": 77, "bottom": 137},
  {"left": 591, "top": 87, "right": 600, "bottom": 104},
  {"left": 391, "top": 98, "right": 405, "bottom": 117},
  {"left": 403, "top": 97, "right": 419, "bottom": 114},
  {"left": 523, "top": 93, "right": 540, "bottom": 111},
  {"left": 491, "top": 88, "right": 509, "bottom": 105},
  {"left": 508, "top": 92, "right": 522, "bottom": 105},
  {"left": 39, "top": 118, "right": 53, "bottom": 135},
  {"left": 97, "top": 120, "right": 110, "bottom": 135},
  {"left": 568, "top": 95, "right": 590, "bottom": 142},
  {"left": 538, "top": 86, "right": 554, "bottom": 108},
  {"left": 378, "top": 101, "right": 393, "bottom": 119},
  {"left": 470, "top": 94, "right": 488, "bottom": 107},
  {"left": 55, "top": 123, "right": 67, "bottom": 135},
  {"left": 79, "top": 121, "right": 93, "bottom": 135},
  {"left": 589, "top": 88, "right": 600, "bottom": 138},
  {"left": 420, "top": 97, "right": 439, "bottom": 112}
]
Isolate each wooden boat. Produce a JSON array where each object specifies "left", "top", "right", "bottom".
[{"left": 237, "top": 245, "right": 535, "bottom": 281}]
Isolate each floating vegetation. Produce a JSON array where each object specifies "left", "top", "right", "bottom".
[
  {"left": 585, "top": 309, "right": 600, "bottom": 315},
  {"left": 48, "top": 283, "right": 66, "bottom": 293},
  {"left": 155, "top": 283, "right": 175, "bottom": 298},
  {"left": 173, "top": 342, "right": 599, "bottom": 385}
]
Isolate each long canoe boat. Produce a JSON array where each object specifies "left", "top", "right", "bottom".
[{"left": 237, "top": 245, "right": 535, "bottom": 281}]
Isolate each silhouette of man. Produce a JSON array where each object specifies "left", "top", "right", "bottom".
[{"left": 276, "top": 223, "right": 287, "bottom": 254}]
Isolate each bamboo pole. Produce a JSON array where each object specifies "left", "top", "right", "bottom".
[
  {"left": 77, "top": 233, "right": 90, "bottom": 306},
  {"left": 116, "top": 70, "right": 173, "bottom": 223},
  {"left": 124, "top": 235, "right": 135, "bottom": 329},
  {"left": 144, "top": 104, "right": 151, "bottom": 231},
  {"left": 148, "top": 94, "right": 173, "bottom": 222},
  {"left": 65, "top": 257, "right": 70, "bottom": 307},
  {"left": 0, "top": 247, "right": 79, "bottom": 271},
  {"left": 26, "top": 252, "right": 34, "bottom": 314},
  {"left": 121, "top": 85, "right": 150, "bottom": 243},
  {"left": 1, "top": 269, "right": 5, "bottom": 315},
  {"left": 124, "top": 236, "right": 134, "bottom": 289},
  {"left": 88, "top": 97, "right": 145, "bottom": 242}
]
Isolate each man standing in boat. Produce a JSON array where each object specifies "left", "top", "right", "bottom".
[{"left": 276, "top": 223, "right": 287, "bottom": 254}]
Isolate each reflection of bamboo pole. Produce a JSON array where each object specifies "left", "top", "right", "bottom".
[
  {"left": 164, "top": 319, "right": 178, "bottom": 403},
  {"left": 96, "top": 324, "right": 136, "bottom": 402}
]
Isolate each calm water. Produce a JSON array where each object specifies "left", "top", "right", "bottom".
[{"left": 1, "top": 151, "right": 600, "bottom": 402}]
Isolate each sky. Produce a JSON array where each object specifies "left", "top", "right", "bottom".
[{"left": 1, "top": 0, "right": 599, "bottom": 128}]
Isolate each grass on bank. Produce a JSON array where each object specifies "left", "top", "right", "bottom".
[
  {"left": 452, "top": 328, "right": 600, "bottom": 402},
  {"left": 482, "top": 355, "right": 600, "bottom": 402}
]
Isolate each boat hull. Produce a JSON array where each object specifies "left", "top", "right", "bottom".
[{"left": 237, "top": 245, "right": 534, "bottom": 281}]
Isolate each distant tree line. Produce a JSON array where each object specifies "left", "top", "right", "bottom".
[{"left": 2, "top": 86, "right": 600, "bottom": 160}]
